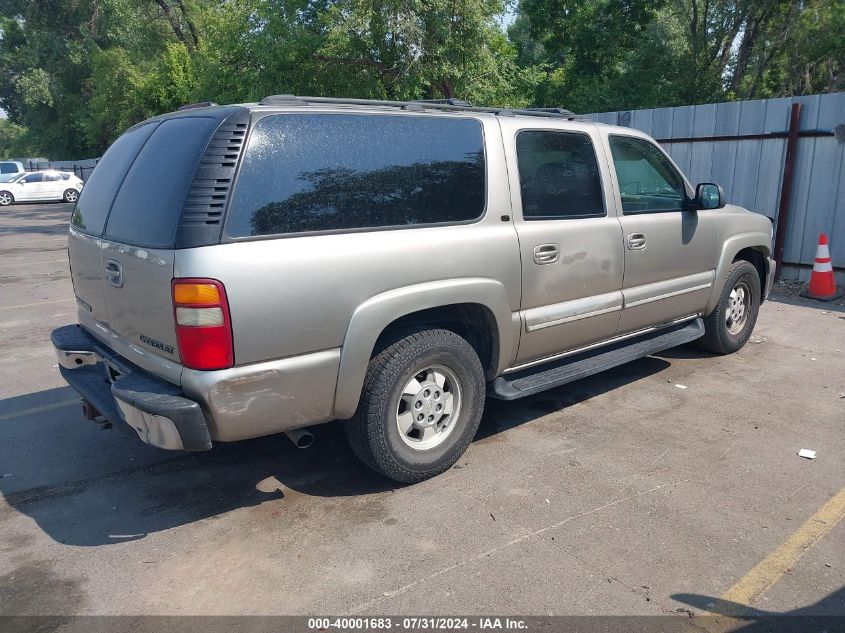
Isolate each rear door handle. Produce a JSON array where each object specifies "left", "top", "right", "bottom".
[
  {"left": 105, "top": 259, "right": 123, "bottom": 287},
  {"left": 533, "top": 243, "right": 559, "bottom": 265},
  {"left": 627, "top": 233, "right": 647, "bottom": 250}
]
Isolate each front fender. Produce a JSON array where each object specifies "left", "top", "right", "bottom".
[
  {"left": 332, "top": 278, "right": 515, "bottom": 419},
  {"left": 705, "top": 232, "right": 771, "bottom": 314}
]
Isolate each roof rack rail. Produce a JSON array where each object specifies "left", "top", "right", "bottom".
[
  {"left": 177, "top": 101, "right": 217, "bottom": 111},
  {"left": 414, "top": 98, "right": 473, "bottom": 107},
  {"left": 256, "top": 95, "right": 587, "bottom": 120},
  {"left": 523, "top": 107, "right": 579, "bottom": 119}
]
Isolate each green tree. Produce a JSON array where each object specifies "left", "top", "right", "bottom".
[{"left": 512, "top": 0, "right": 845, "bottom": 112}]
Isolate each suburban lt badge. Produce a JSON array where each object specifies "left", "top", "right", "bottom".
[{"left": 139, "top": 334, "right": 175, "bottom": 355}]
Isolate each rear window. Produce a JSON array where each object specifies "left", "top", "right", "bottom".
[
  {"left": 72, "top": 117, "right": 218, "bottom": 245},
  {"left": 72, "top": 122, "right": 158, "bottom": 235},
  {"left": 226, "top": 114, "right": 486, "bottom": 238},
  {"left": 104, "top": 117, "right": 218, "bottom": 247}
]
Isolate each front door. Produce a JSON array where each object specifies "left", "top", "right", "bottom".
[
  {"left": 16, "top": 172, "right": 46, "bottom": 200},
  {"left": 501, "top": 121, "right": 624, "bottom": 366},
  {"left": 605, "top": 134, "right": 717, "bottom": 334}
]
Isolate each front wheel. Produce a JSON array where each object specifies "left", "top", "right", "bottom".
[
  {"left": 345, "top": 328, "right": 486, "bottom": 483},
  {"left": 697, "top": 260, "right": 761, "bottom": 354},
  {"left": 0, "top": 191, "right": 14, "bottom": 206},
  {"left": 63, "top": 189, "right": 79, "bottom": 203}
]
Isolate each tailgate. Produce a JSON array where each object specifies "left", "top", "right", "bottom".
[{"left": 68, "top": 114, "right": 225, "bottom": 370}]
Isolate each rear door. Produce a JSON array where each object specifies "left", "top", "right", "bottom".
[
  {"left": 604, "top": 133, "right": 717, "bottom": 333},
  {"left": 43, "top": 172, "right": 65, "bottom": 199},
  {"left": 500, "top": 119, "right": 624, "bottom": 366},
  {"left": 68, "top": 116, "right": 221, "bottom": 367},
  {"left": 100, "top": 116, "right": 220, "bottom": 363},
  {"left": 69, "top": 122, "right": 158, "bottom": 328}
]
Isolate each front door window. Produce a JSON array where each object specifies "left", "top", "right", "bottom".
[{"left": 608, "top": 136, "right": 686, "bottom": 213}]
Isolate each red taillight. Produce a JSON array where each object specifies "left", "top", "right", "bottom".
[{"left": 172, "top": 278, "right": 234, "bottom": 370}]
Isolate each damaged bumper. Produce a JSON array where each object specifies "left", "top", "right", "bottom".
[{"left": 50, "top": 324, "right": 212, "bottom": 451}]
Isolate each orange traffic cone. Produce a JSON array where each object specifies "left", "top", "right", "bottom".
[{"left": 800, "top": 233, "right": 843, "bottom": 301}]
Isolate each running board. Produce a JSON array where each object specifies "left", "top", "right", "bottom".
[{"left": 490, "top": 318, "right": 704, "bottom": 400}]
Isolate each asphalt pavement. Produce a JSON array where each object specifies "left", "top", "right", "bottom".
[{"left": 0, "top": 203, "right": 842, "bottom": 621}]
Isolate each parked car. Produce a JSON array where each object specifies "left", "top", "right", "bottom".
[
  {"left": 0, "top": 170, "right": 84, "bottom": 206},
  {"left": 0, "top": 160, "right": 24, "bottom": 175},
  {"left": 51, "top": 96, "right": 774, "bottom": 483}
]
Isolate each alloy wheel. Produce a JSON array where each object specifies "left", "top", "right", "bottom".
[{"left": 395, "top": 364, "right": 462, "bottom": 451}]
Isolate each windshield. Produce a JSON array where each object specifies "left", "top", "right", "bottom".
[{"left": 0, "top": 173, "right": 22, "bottom": 183}]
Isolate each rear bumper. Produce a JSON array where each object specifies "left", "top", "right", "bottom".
[{"left": 51, "top": 324, "right": 212, "bottom": 451}]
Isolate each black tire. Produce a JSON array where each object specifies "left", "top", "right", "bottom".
[
  {"left": 345, "top": 328, "right": 485, "bottom": 484},
  {"left": 0, "top": 191, "right": 13, "bottom": 206},
  {"left": 697, "top": 260, "right": 761, "bottom": 354},
  {"left": 63, "top": 189, "right": 79, "bottom": 203}
]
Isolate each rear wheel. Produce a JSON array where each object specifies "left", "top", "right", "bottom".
[
  {"left": 0, "top": 191, "right": 13, "bottom": 206},
  {"left": 345, "top": 328, "right": 485, "bottom": 483},
  {"left": 698, "top": 260, "right": 761, "bottom": 354},
  {"left": 63, "top": 189, "right": 79, "bottom": 203}
]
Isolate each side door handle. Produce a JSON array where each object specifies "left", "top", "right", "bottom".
[
  {"left": 533, "top": 243, "right": 559, "bottom": 265},
  {"left": 627, "top": 233, "right": 647, "bottom": 250},
  {"left": 105, "top": 259, "right": 123, "bottom": 288}
]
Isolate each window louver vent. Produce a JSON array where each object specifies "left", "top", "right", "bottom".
[{"left": 175, "top": 109, "right": 250, "bottom": 248}]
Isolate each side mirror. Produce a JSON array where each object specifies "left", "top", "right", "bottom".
[{"left": 694, "top": 183, "right": 724, "bottom": 210}]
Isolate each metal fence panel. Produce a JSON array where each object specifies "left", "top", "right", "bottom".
[{"left": 587, "top": 93, "right": 845, "bottom": 279}]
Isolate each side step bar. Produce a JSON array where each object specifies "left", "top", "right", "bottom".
[{"left": 490, "top": 318, "right": 704, "bottom": 400}]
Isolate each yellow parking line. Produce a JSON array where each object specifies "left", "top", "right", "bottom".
[
  {"left": 0, "top": 399, "right": 79, "bottom": 422},
  {"left": 721, "top": 486, "right": 845, "bottom": 608}
]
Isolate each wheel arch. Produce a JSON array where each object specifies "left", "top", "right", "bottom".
[
  {"left": 705, "top": 233, "right": 771, "bottom": 315},
  {"left": 333, "top": 278, "right": 516, "bottom": 419}
]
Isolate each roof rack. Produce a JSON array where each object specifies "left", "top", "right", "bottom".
[
  {"left": 414, "top": 98, "right": 473, "bottom": 107},
  {"left": 256, "top": 95, "right": 588, "bottom": 120},
  {"left": 523, "top": 106, "right": 579, "bottom": 118},
  {"left": 177, "top": 101, "right": 217, "bottom": 111}
]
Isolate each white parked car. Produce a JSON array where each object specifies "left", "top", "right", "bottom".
[
  {"left": 0, "top": 170, "right": 84, "bottom": 206},
  {"left": 0, "top": 160, "right": 24, "bottom": 175}
]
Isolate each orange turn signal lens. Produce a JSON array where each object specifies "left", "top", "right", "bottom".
[{"left": 173, "top": 283, "right": 221, "bottom": 306}]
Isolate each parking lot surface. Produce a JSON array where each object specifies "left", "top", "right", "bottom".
[{"left": 1, "top": 203, "right": 843, "bottom": 619}]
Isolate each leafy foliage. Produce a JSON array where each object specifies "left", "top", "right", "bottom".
[{"left": 0, "top": 0, "right": 842, "bottom": 158}]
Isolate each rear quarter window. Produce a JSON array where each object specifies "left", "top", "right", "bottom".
[{"left": 225, "top": 113, "right": 486, "bottom": 238}]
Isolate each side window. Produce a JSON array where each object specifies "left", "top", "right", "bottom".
[
  {"left": 44, "top": 173, "right": 61, "bottom": 182},
  {"left": 226, "top": 114, "right": 486, "bottom": 237},
  {"left": 21, "top": 173, "right": 43, "bottom": 183},
  {"left": 608, "top": 135, "right": 686, "bottom": 213},
  {"left": 0, "top": 164, "right": 16, "bottom": 174},
  {"left": 515, "top": 130, "right": 604, "bottom": 219}
]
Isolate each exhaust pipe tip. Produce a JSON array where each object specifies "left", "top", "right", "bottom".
[{"left": 284, "top": 428, "right": 314, "bottom": 449}]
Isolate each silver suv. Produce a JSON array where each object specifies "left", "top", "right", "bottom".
[{"left": 52, "top": 96, "right": 775, "bottom": 483}]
